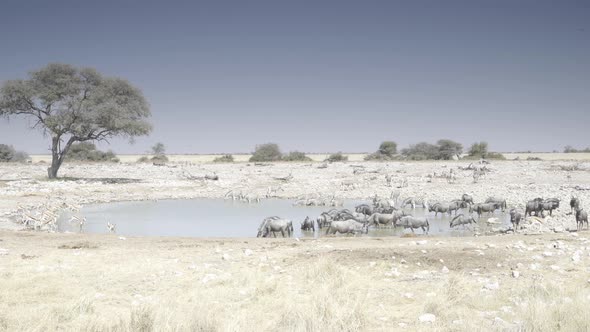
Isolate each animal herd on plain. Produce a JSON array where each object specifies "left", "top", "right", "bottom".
[{"left": 256, "top": 194, "right": 588, "bottom": 237}]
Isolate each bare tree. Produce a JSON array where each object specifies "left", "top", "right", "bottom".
[{"left": 0, "top": 63, "right": 152, "bottom": 178}]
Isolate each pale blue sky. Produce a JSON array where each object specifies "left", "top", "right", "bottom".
[{"left": 1, "top": 0, "right": 589, "bottom": 154}]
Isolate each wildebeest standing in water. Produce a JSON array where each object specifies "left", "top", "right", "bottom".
[
  {"left": 485, "top": 197, "right": 507, "bottom": 212},
  {"left": 449, "top": 214, "right": 476, "bottom": 229},
  {"left": 397, "top": 216, "right": 430, "bottom": 234},
  {"left": 325, "top": 220, "right": 369, "bottom": 236},
  {"left": 510, "top": 209, "right": 523, "bottom": 230},
  {"left": 257, "top": 217, "right": 294, "bottom": 238},
  {"left": 301, "top": 216, "right": 315, "bottom": 232},
  {"left": 576, "top": 208, "right": 588, "bottom": 231}
]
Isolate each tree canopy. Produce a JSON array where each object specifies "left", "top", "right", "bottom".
[{"left": 0, "top": 63, "right": 152, "bottom": 178}]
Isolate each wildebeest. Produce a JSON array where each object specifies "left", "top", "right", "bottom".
[
  {"left": 539, "top": 198, "right": 559, "bottom": 216},
  {"left": 570, "top": 197, "right": 580, "bottom": 214},
  {"left": 576, "top": 208, "right": 588, "bottom": 231},
  {"left": 485, "top": 197, "right": 507, "bottom": 211},
  {"left": 510, "top": 209, "right": 523, "bottom": 230},
  {"left": 325, "top": 219, "right": 369, "bottom": 236},
  {"left": 316, "top": 213, "right": 332, "bottom": 229},
  {"left": 461, "top": 194, "right": 474, "bottom": 205},
  {"left": 474, "top": 203, "right": 498, "bottom": 217},
  {"left": 355, "top": 204, "right": 374, "bottom": 216},
  {"left": 257, "top": 217, "right": 293, "bottom": 238},
  {"left": 397, "top": 216, "right": 430, "bottom": 234},
  {"left": 449, "top": 214, "right": 476, "bottom": 228},
  {"left": 429, "top": 202, "right": 461, "bottom": 216},
  {"left": 525, "top": 198, "right": 544, "bottom": 217},
  {"left": 366, "top": 210, "right": 406, "bottom": 227},
  {"left": 301, "top": 216, "right": 315, "bottom": 231}
]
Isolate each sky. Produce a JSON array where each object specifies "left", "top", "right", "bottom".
[{"left": 0, "top": 0, "right": 589, "bottom": 154}]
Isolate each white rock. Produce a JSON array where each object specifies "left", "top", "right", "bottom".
[
  {"left": 419, "top": 313, "right": 436, "bottom": 323},
  {"left": 550, "top": 265, "right": 560, "bottom": 271},
  {"left": 512, "top": 270, "right": 520, "bottom": 278},
  {"left": 416, "top": 240, "right": 428, "bottom": 245},
  {"left": 369, "top": 261, "right": 377, "bottom": 267},
  {"left": 484, "top": 282, "right": 500, "bottom": 290},
  {"left": 222, "top": 253, "right": 231, "bottom": 260},
  {"left": 244, "top": 249, "right": 253, "bottom": 256},
  {"left": 118, "top": 236, "right": 126, "bottom": 240},
  {"left": 404, "top": 292, "right": 414, "bottom": 299},
  {"left": 542, "top": 251, "right": 553, "bottom": 257},
  {"left": 400, "top": 259, "right": 407, "bottom": 264},
  {"left": 0, "top": 248, "right": 8, "bottom": 256},
  {"left": 442, "top": 266, "right": 449, "bottom": 273},
  {"left": 398, "top": 323, "right": 407, "bottom": 327}
]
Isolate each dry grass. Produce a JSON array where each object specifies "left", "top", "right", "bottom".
[{"left": 1, "top": 231, "right": 589, "bottom": 331}]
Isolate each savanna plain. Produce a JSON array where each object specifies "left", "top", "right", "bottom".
[{"left": 1, "top": 156, "right": 590, "bottom": 331}]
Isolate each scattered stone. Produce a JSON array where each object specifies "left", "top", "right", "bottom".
[
  {"left": 222, "top": 253, "right": 231, "bottom": 260},
  {"left": 244, "top": 249, "right": 253, "bottom": 256},
  {"left": 369, "top": 261, "right": 377, "bottom": 267},
  {"left": 416, "top": 240, "right": 427, "bottom": 245},
  {"left": 512, "top": 270, "right": 520, "bottom": 279},
  {"left": 442, "top": 266, "right": 449, "bottom": 273},
  {"left": 542, "top": 251, "right": 553, "bottom": 257},
  {"left": 419, "top": 313, "right": 436, "bottom": 323},
  {"left": 0, "top": 248, "right": 8, "bottom": 256},
  {"left": 118, "top": 236, "right": 127, "bottom": 240},
  {"left": 484, "top": 282, "right": 500, "bottom": 291}
]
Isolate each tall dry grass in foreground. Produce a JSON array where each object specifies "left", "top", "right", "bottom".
[{"left": 2, "top": 255, "right": 589, "bottom": 332}]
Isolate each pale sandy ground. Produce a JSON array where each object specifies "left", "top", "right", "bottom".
[{"left": 1, "top": 159, "right": 590, "bottom": 331}]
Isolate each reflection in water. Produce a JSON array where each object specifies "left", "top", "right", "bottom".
[{"left": 58, "top": 199, "right": 511, "bottom": 238}]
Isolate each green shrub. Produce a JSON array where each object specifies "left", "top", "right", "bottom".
[
  {"left": 65, "top": 142, "right": 118, "bottom": 162},
  {"left": 213, "top": 154, "right": 234, "bottom": 163},
  {"left": 325, "top": 152, "right": 348, "bottom": 162},
  {"left": 249, "top": 143, "right": 282, "bottom": 162},
  {"left": 401, "top": 142, "right": 439, "bottom": 160},
  {"left": 282, "top": 151, "right": 311, "bottom": 162},
  {"left": 364, "top": 152, "right": 398, "bottom": 161},
  {"left": 0, "top": 144, "right": 29, "bottom": 162}
]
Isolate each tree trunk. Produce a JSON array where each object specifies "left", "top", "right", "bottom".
[{"left": 47, "top": 136, "right": 75, "bottom": 179}]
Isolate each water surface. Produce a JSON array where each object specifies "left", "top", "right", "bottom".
[{"left": 58, "top": 199, "right": 511, "bottom": 238}]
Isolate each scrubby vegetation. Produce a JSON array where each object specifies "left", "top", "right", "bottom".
[
  {"left": 213, "top": 154, "right": 234, "bottom": 163},
  {"left": 250, "top": 143, "right": 282, "bottom": 162},
  {"left": 150, "top": 142, "right": 168, "bottom": 163},
  {"left": 249, "top": 143, "right": 311, "bottom": 162},
  {"left": 364, "top": 141, "right": 399, "bottom": 161},
  {"left": 282, "top": 151, "right": 312, "bottom": 162},
  {"left": 65, "top": 143, "right": 118, "bottom": 162},
  {"left": 400, "top": 139, "right": 463, "bottom": 160},
  {"left": 325, "top": 152, "right": 348, "bottom": 162},
  {"left": 0, "top": 144, "right": 29, "bottom": 163},
  {"left": 466, "top": 142, "right": 506, "bottom": 160},
  {"left": 564, "top": 145, "right": 590, "bottom": 153}
]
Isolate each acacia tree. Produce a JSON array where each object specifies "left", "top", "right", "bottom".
[{"left": 0, "top": 64, "right": 152, "bottom": 178}]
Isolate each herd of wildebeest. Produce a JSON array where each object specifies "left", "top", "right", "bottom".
[{"left": 256, "top": 194, "right": 588, "bottom": 238}]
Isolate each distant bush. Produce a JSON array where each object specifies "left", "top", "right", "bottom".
[
  {"left": 249, "top": 143, "right": 282, "bottom": 162},
  {"left": 150, "top": 142, "right": 168, "bottom": 163},
  {"left": 436, "top": 139, "right": 463, "bottom": 160},
  {"left": 564, "top": 145, "right": 590, "bottom": 153},
  {"left": 401, "top": 142, "right": 439, "bottom": 160},
  {"left": 527, "top": 157, "right": 542, "bottom": 161},
  {"left": 365, "top": 141, "right": 398, "bottom": 161},
  {"left": 65, "top": 142, "right": 117, "bottom": 162},
  {"left": 467, "top": 142, "right": 505, "bottom": 160},
  {"left": 137, "top": 156, "right": 150, "bottom": 163},
  {"left": 0, "top": 144, "right": 29, "bottom": 162},
  {"left": 282, "top": 151, "right": 312, "bottom": 162},
  {"left": 325, "top": 152, "right": 348, "bottom": 162},
  {"left": 213, "top": 154, "right": 234, "bottom": 163}
]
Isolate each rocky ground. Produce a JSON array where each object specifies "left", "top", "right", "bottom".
[{"left": 0, "top": 160, "right": 590, "bottom": 331}]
